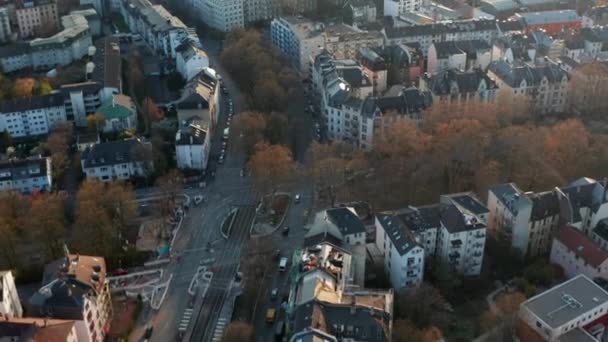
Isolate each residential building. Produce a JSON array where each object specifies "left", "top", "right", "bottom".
[
  {"left": 517, "top": 275, "right": 608, "bottom": 342},
  {"left": 582, "top": 6, "right": 608, "bottom": 28},
  {"left": 119, "top": 0, "right": 191, "bottom": 59},
  {"left": 491, "top": 34, "right": 539, "bottom": 66},
  {"left": 0, "top": 94, "right": 67, "bottom": 138},
  {"left": 70, "top": 7, "right": 101, "bottom": 36},
  {"left": 382, "top": 43, "right": 424, "bottom": 86},
  {"left": 357, "top": 86, "right": 430, "bottom": 148},
  {"left": 15, "top": 0, "right": 59, "bottom": 38},
  {"left": 375, "top": 213, "right": 426, "bottom": 288},
  {"left": 346, "top": 0, "right": 377, "bottom": 26},
  {"left": 80, "top": 139, "right": 153, "bottom": 181},
  {"left": 441, "top": 192, "right": 490, "bottom": 224},
  {"left": 0, "top": 157, "right": 53, "bottom": 194},
  {"left": 244, "top": 0, "right": 277, "bottom": 24},
  {"left": 427, "top": 39, "right": 492, "bottom": 75},
  {"left": 384, "top": 0, "right": 422, "bottom": 17},
  {"left": 61, "top": 82, "right": 103, "bottom": 127},
  {"left": 176, "top": 117, "right": 210, "bottom": 171},
  {"left": 487, "top": 60, "right": 569, "bottom": 113},
  {"left": 76, "top": 132, "right": 99, "bottom": 152},
  {"left": 556, "top": 177, "right": 608, "bottom": 235},
  {"left": 282, "top": 0, "right": 317, "bottom": 15},
  {"left": 91, "top": 37, "right": 122, "bottom": 105},
  {"left": 0, "top": 7, "right": 12, "bottom": 43},
  {"left": 29, "top": 252, "right": 112, "bottom": 342},
  {"left": 514, "top": 10, "right": 580, "bottom": 36},
  {"left": 357, "top": 47, "right": 387, "bottom": 95},
  {"left": 271, "top": 16, "right": 324, "bottom": 77},
  {"left": 176, "top": 40, "right": 209, "bottom": 81},
  {"left": 80, "top": 0, "right": 103, "bottom": 18},
  {"left": 419, "top": 68, "right": 498, "bottom": 105},
  {"left": 436, "top": 196, "right": 487, "bottom": 276},
  {"left": 176, "top": 68, "right": 220, "bottom": 130},
  {"left": 0, "top": 11, "right": 92, "bottom": 73},
  {"left": 0, "top": 270, "right": 23, "bottom": 317},
  {"left": 290, "top": 241, "right": 394, "bottom": 340},
  {"left": 383, "top": 19, "right": 501, "bottom": 55},
  {"left": 0, "top": 317, "right": 79, "bottom": 341},
  {"left": 487, "top": 184, "right": 560, "bottom": 259},
  {"left": 95, "top": 94, "right": 137, "bottom": 133},
  {"left": 323, "top": 24, "right": 384, "bottom": 60},
  {"left": 308, "top": 207, "right": 368, "bottom": 246},
  {"left": 550, "top": 226, "right": 608, "bottom": 280},
  {"left": 195, "top": 0, "right": 244, "bottom": 32}
]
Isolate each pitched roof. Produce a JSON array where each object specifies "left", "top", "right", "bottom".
[
  {"left": 96, "top": 96, "right": 135, "bottom": 120},
  {"left": 0, "top": 94, "right": 65, "bottom": 113},
  {"left": 515, "top": 10, "right": 580, "bottom": 25},
  {"left": 384, "top": 19, "right": 498, "bottom": 39},
  {"left": 326, "top": 207, "right": 366, "bottom": 236},
  {"left": 557, "top": 226, "right": 608, "bottom": 268},
  {"left": 529, "top": 191, "right": 560, "bottom": 221},
  {"left": 424, "top": 68, "right": 497, "bottom": 96},
  {"left": 81, "top": 139, "right": 148, "bottom": 168},
  {"left": 376, "top": 213, "right": 421, "bottom": 255},
  {"left": 488, "top": 60, "right": 568, "bottom": 88},
  {"left": 92, "top": 37, "right": 121, "bottom": 90},
  {"left": 0, "top": 157, "right": 49, "bottom": 182}
]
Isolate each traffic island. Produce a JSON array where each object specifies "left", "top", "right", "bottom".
[
  {"left": 251, "top": 193, "right": 290, "bottom": 237},
  {"left": 220, "top": 209, "right": 237, "bottom": 239}
]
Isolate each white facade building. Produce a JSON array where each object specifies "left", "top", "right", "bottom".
[
  {"left": 384, "top": 0, "right": 422, "bottom": 17},
  {"left": 0, "top": 157, "right": 53, "bottom": 194},
  {"left": 0, "top": 270, "right": 23, "bottom": 317},
  {"left": 375, "top": 213, "right": 425, "bottom": 288},
  {"left": 271, "top": 16, "right": 324, "bottom": 76},
  {"left": 0, "top": 94, "right": 67, "bottom": 138},
  {"left": 176, "top": 41, "right": 209, "bottom": 81},
  {"left": 176, "top": 122, "right": 211, "bottom": 171},
  {"left": 487, "top": 183, "right": 561, "bottom": 259},
  {"left": 195, "top": 0, "right": 244, "bottom": 32},
  {"left": 550, "top": 226, "right": 608, "bottom": 281},
  {"left": 81, "top": 139, "right": 153, "bottom": 182},
  {"left": 518, "top": 275, "right": 608, "bottom": 342},
  {"left": 119, "top": 0, "right": 190, "bottom": 59},
  {"left": 0, "top": 12, "right": 93, "bottom": 73},
  {"left": 0, "top": 7, "right": 12, "bottom": 43}
]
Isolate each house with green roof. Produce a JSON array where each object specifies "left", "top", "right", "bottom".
[{"left": 95, "top": 94, "right": 137, "bottom": 133}]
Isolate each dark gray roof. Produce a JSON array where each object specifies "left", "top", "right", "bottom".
[
  {"left": 440, "top": 204, "right": 485, "bottom": 233},
  {"left": 432, "top": 41, "right": 467, "bottom": 58},
  {"left": 361, "top": 87, "right": 431, "bottom": 119},
  {"left": 92, "top": 37, "right": 121, "bottom": 90},
  {"left": 176, "top": 125, "right": 206, "bottom": 146},
  {"left": 490, "top": 183, "right": 521, "bottom": 209},
  {"left": 0, "top": 94, "right": 65, "bottom": 113},
  {"left": 529, "top": 191, "right": 560, "bottom": 221},
  {"left": 28, "top": 279, "right": 90, "bottom": 320},
  {"left": 449, "top": 194, "right": 489, "bottom": 215},
  {"left": 0, "top": 158, "right": 48, "bottom": 182},
  {"left": 293, "top": 300, "right": 389, "bottom": 341},
  {"left": 424, "top": 69, "right": 497, "bottom": 96},
  {"left": 488, "top": 60, "right": 569, "bottom": 88},
  {"left": 559, "top": 183, "right": 597, "bottom": 222},
  {"left": 376, "top": 213, "right": 420, "bottom": 255},
  {"left": 0, "top": 43, "right": 29, "bottom": 58},
  {"left": 394, "top": 206, "right": 440, "bottom": 233},
  {"left": 60, "top": 81, "right": 103, "bottom": 94},
  {"left": 81, "top": 139, "right": 147, "bottom": 168},
  {"left": 593, "top": 218, "right": 608, "bottom": 242},
  {"left": 326, "top": 207, "right": 366, "bottom": 235}
]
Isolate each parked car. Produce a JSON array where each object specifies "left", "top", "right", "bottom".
[
  {"left": 294, "top": 194, "right": 301, "bottom": 203},
  {"left": 282, "top": 226, "right": 290, "bottom": 236},
  {"left": 271, "top": 288, "right": 279, "bottom": 300}
]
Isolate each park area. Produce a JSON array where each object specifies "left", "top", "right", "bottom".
[{"left": 251, "top": 193, "right": 290, "bottom": 235}]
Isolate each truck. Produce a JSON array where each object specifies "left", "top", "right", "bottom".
[
  {"left": 278, "top": 257, "right": 288, "bottom": 272},
  {"left": 266, "top": 307, "right": 276, "bottom": 323},
  {"left": 223, "top": 128, "right": 229, "bottom": 140}
]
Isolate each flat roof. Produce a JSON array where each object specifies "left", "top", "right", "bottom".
[{"left": 522, "top": 275, "right": 608, "bottom": 329}]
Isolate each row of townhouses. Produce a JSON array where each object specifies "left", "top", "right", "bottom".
[{"left": 0, "top": 250, "right": 112, "bottom": 342}]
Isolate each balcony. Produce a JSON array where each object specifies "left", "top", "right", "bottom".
[
  {"left": 449, "top": 252, "right": 460, "bottom": 260},
  {"left": 474, "top": 232, "right": 485, "bottom": 239}
]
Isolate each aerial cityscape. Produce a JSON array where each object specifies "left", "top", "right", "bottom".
[{"left": 0, "top": 0, "right": 608, "bottom": 341}]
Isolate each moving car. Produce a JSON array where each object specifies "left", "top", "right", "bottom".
[
  {"left": 279, "top": 257, "right": 288, "bottom": 271},
  {"left": 194, "top": 195, "right": 203, "bottom": 206},
  {"left": 282, "top": 226, "right": 289, "bottom": 236},
  {"left": 270, "top": 288, "right": 278, "bottom": 300},
  {"left": 294, "top": 194, "right": 301, "bottom": 203},
  {"left": 266, "top": 308, "right": 277, "bottom": 323}
]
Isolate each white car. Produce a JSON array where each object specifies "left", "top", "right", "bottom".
[{"left": 194, "top": 195, "right": 204, "bottom": 205}]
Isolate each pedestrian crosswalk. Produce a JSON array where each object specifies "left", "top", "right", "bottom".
[
  {"left": 178, "top": 308, "right": 194, "bottom": 333},
  {"left": 211, "top": 317, "right": 228, "bottom": 341}
]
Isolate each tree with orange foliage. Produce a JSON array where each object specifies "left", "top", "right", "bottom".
[
  {"left": 479, "top": 291, "right": 527, "bottom": 337},
  {"left": 12, "top": 78, "right": 35, "bottom": 98},
  {"left": 393, "top": 319, "right": 444, "bottom": 342},
  {"left": 543, "top": 119, "right": 590, "bottom": 180},
  {"left": 141, "top": 97, "right": 163, "bottom": 133},
  {"left": 232, "top": 111, "right": 267, "bottom": 157},
  {"left": 27, "top": 193, "right": 66, "bottom": 260},
  {"left": 247, "top": 142, "right": 296, "bottom": 195}
]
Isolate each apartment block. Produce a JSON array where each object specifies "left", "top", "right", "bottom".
[
  {"left": 0, "top": 157, "right": 52, "bottom": 194},
  {"left": 194, "top": 0, "right": 244, "bottom": 32},
  {"left": 550, "top": 226, "right": 608, "bottom": 281},
  {"left": 323, "top": 24, "right": 384, "bottom": 60},
  {"left": 0, "top": 94, "right": 67, "bottom": 138},
  {"left": 80, "top": 139, "right": 153, "bottom": 182},
  {"left": 0, "top": 317, "right": 79, "bottom": 341},
  {"left": 16, "top": 0, "right": 59, "bottom": 38},
  {"left": 384, "top": 0, "right": 422, "bottom": 17},
  {"left": 419, "top": 68, "right": 498, "bottom": 105},
  {"left": 271, "top": 16, "right": 324, "bottom": 76},
  {"left": 0, "top": 7, "right": 12, "bottom": 43},
  {"left": 244, "top": 0, "right": 277, "bottom": 24},
  {"left": 29, "top": 253, "right": 113, "bottom": 342}
]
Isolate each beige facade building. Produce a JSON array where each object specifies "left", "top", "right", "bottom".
[{"left": 16, "top": 0, "right": 59, "bottom": 38}]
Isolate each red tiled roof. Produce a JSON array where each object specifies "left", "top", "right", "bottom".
[{"left": 557, "top": 226, "right": 608, "bottom": 268}]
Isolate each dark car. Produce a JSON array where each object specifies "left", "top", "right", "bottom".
[{"left": 282, "top": 226, "right": 290, "bottom": 236}]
